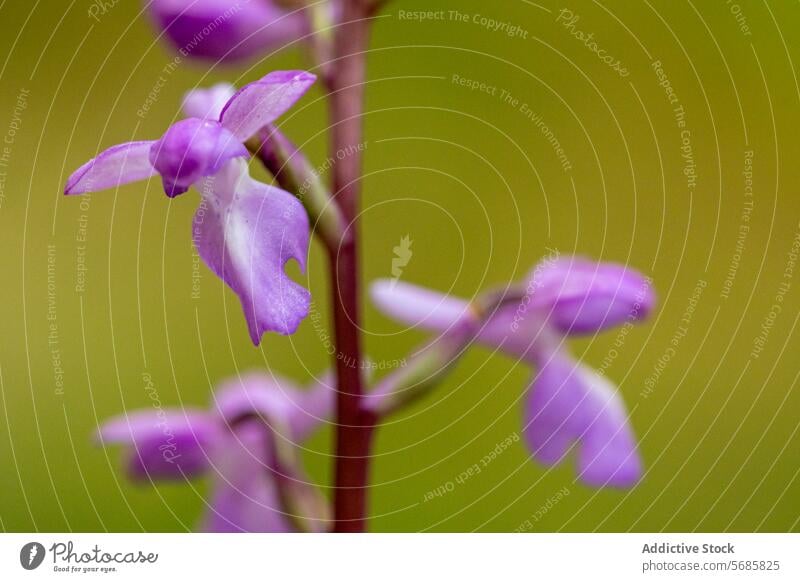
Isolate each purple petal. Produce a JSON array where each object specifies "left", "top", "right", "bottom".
[
  {"left": 149, "top": 118, "right": 248, "bottom": 197},
  {"left": 97, "top": 409, "right": 220, "bottom": 480},
  {"left": 147, "top": 0, "right": 307, "bottom": 63},
  {"left": 370, "top": 279, "right": 478, "bottom": 335},
  {"left": 194, "top": 159, "right": 310, "bottom": 344},
  {"left": 215, "top": 371, "right": 302, "bottom": 423},
  {"left": 220, "top": 70, "right": 316, "bottom": 141},
  {"left": 529, "top": 257, "right": 655, "bottom": 335},
  {"left": 182, "top": 83, "right": 237, "bottom": 121},
  {"left": 576, "top": 372, "right": 643, "bottom": 488},
  {"left": 65, "top": 141, "right": 157, "bottom": 195},
  {"left": 474, "top": 305, "right": 556, "bottom": 362},
  {"left": 201, "top": 425, "right": 292, "bottom": 532},
  {"left": 214, "top": 370, "right": 331, "bottom": 440},
  {"left": 523, "top": 353, "right": 641, "bottom": 488},
  {"left": 369, "top": 279, "right": 550, "bottom": 361}
]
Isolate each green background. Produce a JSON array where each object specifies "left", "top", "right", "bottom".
[{"left": 1, "top": 0, "right": 799, "bottom": 532}]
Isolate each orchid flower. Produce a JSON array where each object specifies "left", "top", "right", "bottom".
[
  {"left": 65, "top": 70, "right": 316, "bottom": 345},
  {"left": 146, "top": 0, "right": 338, "bottom": 63},
  {"left": 97, "top": 370, "right": 334, "bottom": 532},
  {"left": 370, "top": 256, "right": 655, "bottom": 488}
]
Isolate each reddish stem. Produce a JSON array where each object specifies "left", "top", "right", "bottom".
[{"left": 327, "top": 0, "right": 375, "bottom": 533}]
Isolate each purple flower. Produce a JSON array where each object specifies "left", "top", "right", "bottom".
[
  {"left": 98, "top": 370, "right": 334, "bottom": 532},
  {"left": 146, "top": 0, "right": 308, "bottom": 62},
  {"left": 65, "top": 71, "right": 316, "bottom": 344},
  {"left": 370, "top": 256, "right": 655, "bottom": 488}
]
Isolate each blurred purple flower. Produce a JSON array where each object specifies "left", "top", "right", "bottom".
[
  {"left": 65, "top": 71, "right": 316, "bottom": 344},
  {"left": 146, "top": 0, "right": 309, "bottom": 62},
  {"left": 370, "top": 256, "right": 655, "bottom": 488},
  {"left": 98, "top": 371, "right": 334, "bottom": 532}
]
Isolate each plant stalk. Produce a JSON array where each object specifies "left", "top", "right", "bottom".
[{"left": 327, "top": 0, "right": 375, "bottom": 533}]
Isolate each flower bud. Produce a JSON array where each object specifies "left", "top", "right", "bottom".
[
  {"left": 147, "top": 0, "right": 307, "bottom": 62},
  {"left": 528, "top": 257, "right": 655, "bottom": 334}
]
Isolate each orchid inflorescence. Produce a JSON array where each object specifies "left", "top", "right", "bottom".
[{"left": 66, "top": 0, "right": 656, "bottom": 532}]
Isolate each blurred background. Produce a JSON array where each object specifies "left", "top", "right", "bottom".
[{"left": 0, "top": 0, "right": 799, "bottom": 532}]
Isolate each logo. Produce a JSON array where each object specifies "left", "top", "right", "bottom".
[
  {"left": 390, "top": 235, "right": 413, "bottom": 286},
  {"left": 20, "top": 542, "right": 46, "bottom": 570}
]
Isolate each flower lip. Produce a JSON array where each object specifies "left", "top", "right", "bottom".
[
  {"left": 148, "top": 118, "right": 248, "bottom": 197},
  {"left": 192, "top": 159, "right": 311, "bottom": 344},
  {"left": 523, "top": 353, "right": 642, "bottom": 488}
]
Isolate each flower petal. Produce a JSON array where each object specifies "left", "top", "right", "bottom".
[
  {"left": 147, "top": 0, "right": 307, "bottom": 63},
  {"left": 523, "top": 355, "right": 586, "bottom": 466},
  {"left": 194, "top": 159, "right": 311, "bottom": 344},
  {"left": 213, "top": 370, "right": 331, "bottom": 441},
  {"left": 529, "top": 257, "right": 655, "bottom": 335},
  {"left": 201, "top": 425, "right": 292, "bottom": 532},
  {"left": 369, "top": 278, "right": 552, "bottom": 361},
  {"left": 182, "top": 83, "right": 237, "bottom": 121},
  {"left": 220, "top": 70, "right": 316, "bottom": 141},
  {"left": 215, "top": 371, "right": 302, "bottom": 422},
  {"left": 65, "top": 141, "right": 157, "bottom": 195},
  {"left": 370, "top": 279, "right": 478, "bottom": 335},
  {"left": 575, "top": 367, "right": 642, "bottom": 488},
  {"left": 523, "top": 353, "right": 641, "bottom": 488},
  {"left": 97, "top": 409, "right": 219, "bottom": 480}
]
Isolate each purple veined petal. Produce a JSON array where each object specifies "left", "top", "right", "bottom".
[
  {"left": 65, "top": 141, "right": 158, "bottom": 195},
  {"left": 523, "top": 352, "right": 641, "bottom": 488},
  {"left": 193, "top": 159, "right": 311, "bottom": 344},
  {"left": 214, "top": 370, "right": 329, "bottom": 441},
  {"left": 149, "top": 118, "right": 248, "bottom": 197},
  {"left": 201, "top": 425, "right": 293, "bottom": 532},
  {"left": 528, "top": 256, "right": 655, "bottom": 335},
  {"left": 220, "top": 70, "right": 316, "bottom": 141},
  {"left": 182, "top": 83, "right": 237, "bottom": 121},
  {"left": 147, "top": 0, "right": 308, "bottom": 63},
  {"left": 97, "top": 409, "right": 220, "bottom": 480}
]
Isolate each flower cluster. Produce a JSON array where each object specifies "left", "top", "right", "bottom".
[
  {"left": 64, "top": 0, "right": 660, "bottom": 534},
  {"left": 371, "top": 256, "right": 655, "bottom": 487},
  {"left": 98, "top": 371, "right": 333, "bottom": 532}
]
